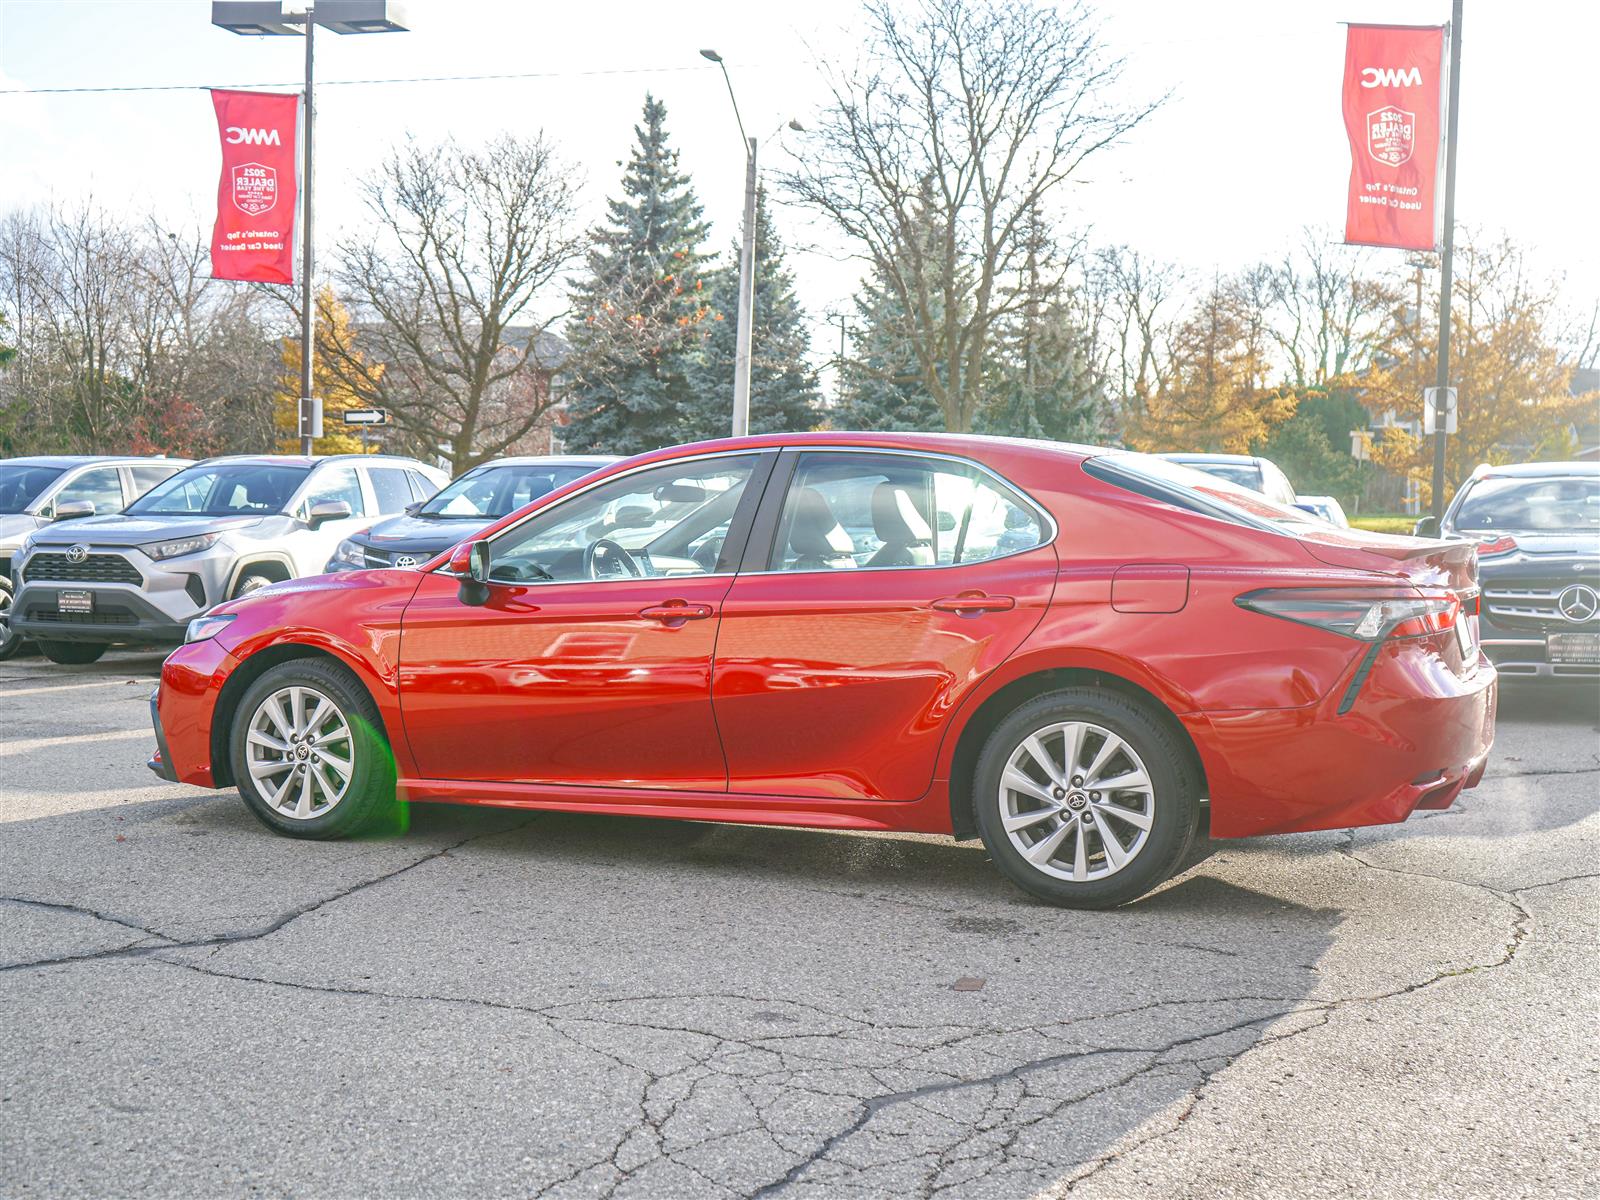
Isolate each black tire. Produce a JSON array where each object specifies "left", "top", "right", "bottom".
[
  {"left": 973, "top": 688, "right": 1199, "bottom": 909},
  {"left": 229, "top": 657, "right": 402, "bottom": 840},
  {"left": 230, "top": 571, "right": 278, "bottom": 600},
  {"left": 37, "top": 639, "right": 108, "bottom": 665},
  {"left": 0, "top": 582, "right": 25, "bottom": 661}
]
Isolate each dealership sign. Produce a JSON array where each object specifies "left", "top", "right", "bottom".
[
  {"left": 1341, "top": 24, "right": 1446, "bottom": 250},
  {"left": 208, "top": 89, "right": 299, "bottom": 284}
]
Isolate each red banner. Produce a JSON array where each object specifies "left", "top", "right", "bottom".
[
  {"left": 209, "top": 89, "right": 299, "bottom": 283},
  {"left": 1341, "top": 24, "right": 1446, "bottom": 250}
]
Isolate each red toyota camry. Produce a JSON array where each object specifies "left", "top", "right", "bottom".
[{"left": 149, "top": 434, "right": 1496, "bottom": 908}]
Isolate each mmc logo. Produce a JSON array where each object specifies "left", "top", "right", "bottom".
[
  {"left": 1360, "top": 67, "right": 1423, "bottom": 88},
  {"left": 224, "top": 126, "right": 282, "bottom": 146}
]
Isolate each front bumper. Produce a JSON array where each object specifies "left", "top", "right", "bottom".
[
  {"left": 10, "top": 544, "right": 236, "bottom": 645},
  {"left": 11, "top": 584, "right": 189, "bottom": 645},
  {"left": 1477, "top": 612, "right": 1600, "bottom": 683},
  {"left": 1189, "top": 633, "right": 1498, "bottom": 838},
  {"left": 147, "top": 687, "right": 178, "bottom": 781}
]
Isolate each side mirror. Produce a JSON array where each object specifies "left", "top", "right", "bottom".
[
  {"left": 455, "top": 539, "right": 492, "bottom": 606},
  {"left": 404, "top": 502, "right": 423, "bottom": 516},
  {"left": 307, "top": 500, "right": 353, "bottom": 529},
  {"left": 1413, "top": 515, "right": 1440, "bottom": 538},
  {"left": 52, "top": 500, "right": 95, "bottom": 521}
]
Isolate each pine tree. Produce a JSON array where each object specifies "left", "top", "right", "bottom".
[
  {"left": 561, "top": 96, "right": 713, "bottom": 456},
  {"left": 681, "top": 193, "right": 821, "bottom": 442},
  {"left": 832, "top": 261, "right": 944, "bottom": 432}
]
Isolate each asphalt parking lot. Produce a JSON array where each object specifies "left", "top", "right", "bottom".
[{"left": 1, "top": 650, "right": 1595, "bottom": 1199}]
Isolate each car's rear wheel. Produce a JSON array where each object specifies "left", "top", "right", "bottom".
[
  {"left": 229, "top": 658, "right": 401, "bottom": 839},
  {"left": 973, "top": 688, "right": 1199, "bottom": 909},
  {"left": 0, "top": 582, "right": 26, "bottom": 661},
  {"left": 37, "top": 639, "right": 108, "bottom": 665}
]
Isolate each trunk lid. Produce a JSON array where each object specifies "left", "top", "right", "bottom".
[{"left": 1296, "top": 526, "right": 1478, "bottom": 594}]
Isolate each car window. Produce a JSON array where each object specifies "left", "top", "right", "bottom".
[
  {"left": 404, "top": 469, "right": 438, "bottom": 502},
  {"left": 0, "top": 466, "right": 65, "bottom": 514},
  {"left": 129, "top": 464, "right": 309, "bottom": 516},
  {"left": 768, "top": 452, "right": 1046, "bottom": 572},
  {"left": 128, "top": 464, "right": 179, "bottom": 495},
  {"left": 1452, "top": 476, "right": 1600, "bottom": 533},
  {"left": 54, "top": 466, "right": 127, "bottom": 515},
  {"left": 300, "top": 466, "right": 365, "bottom": 518},
  {"left": 487, "top": 457, "right": 758, "bottom": 583},
  {"left": 368, "top": 467, "right": 415, "bottom": 514},
  {"left": 421, "top": 463, "right": 596, "bottom": 520}
]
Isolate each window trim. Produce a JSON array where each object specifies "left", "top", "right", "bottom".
[
  {"left": 739, "top": 446, "right": 1058, "bottom": 579},
  {"left": 437, "top": 449, "right": 778, "bottom": 587}
]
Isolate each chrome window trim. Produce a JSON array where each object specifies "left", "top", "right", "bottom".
[
  {"left": 741, "top": 445, "right": 1058, "bottom": 578},
  {"left": 431, "top": 448, "right": 766, "bottom": 585}
]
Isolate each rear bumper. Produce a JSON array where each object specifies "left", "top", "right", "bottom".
[{"left": 1190, "top": 640, "right": 1497, "bottom": 838}]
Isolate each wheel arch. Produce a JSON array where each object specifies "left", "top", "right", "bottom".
[
  {"left": 945, "top": 664, "right": 1208, "bottom": 841},
  {"left": 209, "top": 642, "right": 391, "bottom": 788},
  {"left": 225, "top": 554, "right": 295, "bottom": 599}
]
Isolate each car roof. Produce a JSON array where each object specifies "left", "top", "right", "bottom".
[
  {"left": 1, "top": 455, "right": 192, "bottom": 467},
  {"left": 1471, "top": 461, "right": 1599, "bottom": 478},
  {"left": 1155, "top": 452, "right": 1259, "bottom": 466},
  {"left": 183, "top": 454, "right": 436, "bottom": 468}
]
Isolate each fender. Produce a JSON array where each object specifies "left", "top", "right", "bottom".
[{"left": 225, "top": 552, "right": 297, "bottom": 599}]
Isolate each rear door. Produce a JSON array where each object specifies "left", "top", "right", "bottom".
[{"left": 711, "top": 449, "right": 1057, "bottom": 803}]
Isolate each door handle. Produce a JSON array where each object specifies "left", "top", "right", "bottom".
[
  {"left": 638, "top": 600, "right": 715, "bottom": 625},
  {"left": 931, "top": 592, "right": 1016, "bottom": 616}
]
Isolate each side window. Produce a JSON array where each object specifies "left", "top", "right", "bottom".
[
  {"left": 300, "top": 466, "right": 365, "bottom": 518},
  {"left": 368, "top": 467, "right": 415, "bottom": 514},
  {"left": 54, "top": 467, "right": 126, "bottom": 515},
  {"left": 488, "top": 456, "right": 758, "bottom": 583},
  {"left": 129, "top": 465, "right": 177, "bottom": 496},
  {"left": 768, "top": 452, "right": 1045, "bottom": 572}
]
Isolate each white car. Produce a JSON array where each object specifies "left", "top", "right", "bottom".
[
  {"left": 1292, "top": 494, "right": 1351, "bottom": 527},
  {"left": 9, "top": 454, "right": 447, "bottom": 664}
]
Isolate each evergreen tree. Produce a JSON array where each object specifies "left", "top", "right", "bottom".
[
  {"left": 562, "top": 96, "right": 712, "bottom": 455},
  {"left": 681, "top": 193, "right": 821, "bottom": 441},
  {"left": 832, "top": 262, "right": 943, "bottom": 432}
]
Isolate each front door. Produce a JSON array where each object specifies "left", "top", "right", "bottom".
[
  {"left": 712, "top": 450, "right": 1057, "bottom": 802},
  {"left": 398, "top": 453, "right": 771, "bottom": 790}
]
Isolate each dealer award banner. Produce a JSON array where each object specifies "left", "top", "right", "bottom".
[{"left": 208, "top": 89, "right": 299, "bottom": 283}]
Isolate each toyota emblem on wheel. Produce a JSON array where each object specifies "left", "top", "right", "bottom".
[
  {"left": 1556, "top": 584, "right": 1599, "bottom": 623},
  {"left": 65, "top": 544, "right": 89, "bottom": 564}
]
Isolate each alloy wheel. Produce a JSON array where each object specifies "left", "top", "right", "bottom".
[
  {"left": 997, "top": 720, "right": 1156, "bottom": 882},
  {"left": 245, "top": 685, "right": 354, "bottom": 820}
]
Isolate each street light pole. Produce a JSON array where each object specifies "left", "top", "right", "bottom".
[
  {"left": 299, "top": 11, "right": 317, "bottom": 455},
  {"left": 732, "top": 135, "right": 756, "bottom": 438},
  {"left": 1431, "top": 0, "right": 1464, "bottom": 521}
]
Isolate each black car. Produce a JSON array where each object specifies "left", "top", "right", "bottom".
[
  {"left": 325, "top": 456, "right": 617, "bottom": 573},
  {"left": 1418, "top": 461, "right": 1600, "bottom": 682}
]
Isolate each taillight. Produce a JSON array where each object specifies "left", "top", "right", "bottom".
[{"left": 1236, "top": 589, "right": 1459, "bottom": 641}]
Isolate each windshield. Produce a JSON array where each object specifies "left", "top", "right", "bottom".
[
  {"left": 420, "top": 463, "right": 596, "bottom": 519},
  {"left": 1453, "top": 476, "right": 1600, "bottom": 534},
  {"left": 127, "top": 463, "right": 309, "bottom": 517},
  {"left": 0, "top": 465, "right": 66, "bottom": 515},
  {"left": 1166, "top": 460, "right": 1264, "bottom": 492}
]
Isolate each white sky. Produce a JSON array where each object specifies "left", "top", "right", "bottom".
[{"left": 2, "top": 0, "right": 1597, "bottom": 349}]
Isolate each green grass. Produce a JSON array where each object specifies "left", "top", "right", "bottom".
[{"left": 1349, "top": 514, "right": 1418, "bottom": 535}]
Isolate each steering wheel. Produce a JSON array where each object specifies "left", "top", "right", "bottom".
[{"left": 583, "top": 537, "right": 643, "bottom": 580}]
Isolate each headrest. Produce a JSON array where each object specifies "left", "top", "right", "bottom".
[
  {"left": 789, "top": 487, "right": 854, "bottom": 558},
  {"left": 872, "top": 482, "right": 933, "bottom": 544}
]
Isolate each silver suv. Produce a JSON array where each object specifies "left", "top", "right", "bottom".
[
  {"left": 10, "top": 454, "right": 447, "bottom": 664},
  {"left": 2, "top": 455, "right": 191, "bottom": 661}
]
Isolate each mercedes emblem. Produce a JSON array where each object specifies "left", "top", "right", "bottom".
[{"left": 1556, "top": 584, "right": 1599, "bottom": 624}]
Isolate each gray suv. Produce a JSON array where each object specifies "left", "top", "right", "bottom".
[
  {"left": 1, "top": 455, "right": 191, "bottom": 661},
  {"left": 10, "top": 454, "right": 447, "bottom": 663}
]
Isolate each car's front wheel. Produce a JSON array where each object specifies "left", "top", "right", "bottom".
[
  {"left": 229, "top": 658, "right": 401, "bottom": 839},
  {"left": 36, "top": 639, "right": 107, "bottom": 665},
  {"left": 0, "top": 582, "right": 25, "bottom": 661},
  {"left": 973, "top": 688, "right": 1199, "bottom": 909}
]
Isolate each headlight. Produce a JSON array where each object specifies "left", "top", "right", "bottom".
[
  {"left": 185, "top": 612, "right": 237, "bottom": 643},
  {"left": 332, "top": 538, "right": 365, "bottom": 567},
  {"left": 140, "top": 533, "right": 220, "bottom": 561}
]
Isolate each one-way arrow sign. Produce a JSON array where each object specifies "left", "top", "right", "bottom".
[{"left": 342, "top": 408, "right": 389, "bottom": 426}]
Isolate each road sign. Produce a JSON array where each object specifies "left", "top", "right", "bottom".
[
  {"left": 298, "top": 396, "right": 323, "bottom": 439},
  {"left": 1350, "top": 429, "right": 1373, "bottom": 461},
  {"left": 1423, "top": 387, "right": 1457, "bottom": 435},
  {"left": 342, "top": 408, "right": 389, "bottom": 426}
]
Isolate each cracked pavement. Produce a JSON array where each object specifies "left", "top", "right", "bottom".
[{"left": 1, "top": 652, "right": 1596, "bottom": 1198}]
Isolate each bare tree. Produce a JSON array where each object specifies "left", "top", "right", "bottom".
[
  {"left": 326, "top": 134, "right": 583, "bottom": 471},
  {"left": 783, "top": 0, "right": 1158, "bottom": 431},
  {"left": 1266, "top": 229, "right": 1398, "bottom": 388},
  {"left": 1082, "top": 246, "right": 1182, "bottom": 433}
]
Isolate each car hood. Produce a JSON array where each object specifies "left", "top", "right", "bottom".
[
  {"left": 0, "top": 513, "right": 43, "bottom": 545},
  {"left": 356, "top": 513, "right": 491, "bottom": 553},
  {"left": 26, "top": 514, "right": 265, "bottom": 547}
]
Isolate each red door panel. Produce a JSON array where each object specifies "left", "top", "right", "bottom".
[
  {"left": 712, "top": 547, "right": 1056, "bottom": 802},
  {"left": 398, "top": 571, "right": 732, "bottom": 790}
]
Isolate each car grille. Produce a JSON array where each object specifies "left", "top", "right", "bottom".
[
  {"left": 362, "top": 548, "right": 393, "bottom": 568},
  {"left": 24, "top": 607, "right": 139, "bottom": 626},
  {"left": 24, "top": 552, "right": 142, "bottom": 585},
  {"left": 1483, "top": 584, "right": 1600, "bottom": 631}
]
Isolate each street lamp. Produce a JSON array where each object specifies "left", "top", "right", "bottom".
[
  {"left": 700, "top": 48, "right": 758, "bottom": 439},
  {"left": 212, "top": 2, "right": 410, "bottom": 454}
]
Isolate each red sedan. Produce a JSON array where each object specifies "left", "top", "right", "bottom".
[{"left": 149, "top": 434, "right": 1496, "bottom": 908}]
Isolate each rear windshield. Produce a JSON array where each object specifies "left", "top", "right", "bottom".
[
  {"left": 1085, "top": 453, "right": 1319, "bottom": 533},
  {"left": 1452, "top": 475, "right": 1600, "bottom": 534},
  {"left": 0, "top": 465, "right": 65, "bottom": 514},
  {"left": 128, "top": 463, "right": 310, "bottom": 517}
]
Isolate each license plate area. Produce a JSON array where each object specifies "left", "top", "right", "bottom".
[
  {"left": 1548, "top": 632, "right": 1600, "bottom": 664},
  {"left": 57, "top": 589, "right": 93, "bottom": 614}
]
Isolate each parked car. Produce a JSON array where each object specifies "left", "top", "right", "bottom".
[
  {"left": 1157, "top": 453, "right": 1299, "bottom": 507},
  {"left": 1, "top": 455, "right": 190, "bottom": 661},
  {"left": 1416, "top": 461, "right": 1599, "bottom": 682},
  {"left": 149, "top": 434, "right": 1495, "bottom": 909},
  {"left": 1292, "top": 494, "right": 1350, "bottom": 527},
  {"left": 9, "top": 454, "right": 447, "bottom": 664},
  {"left": 325, "top": 455, "right": 617, "bottom": 573}
]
